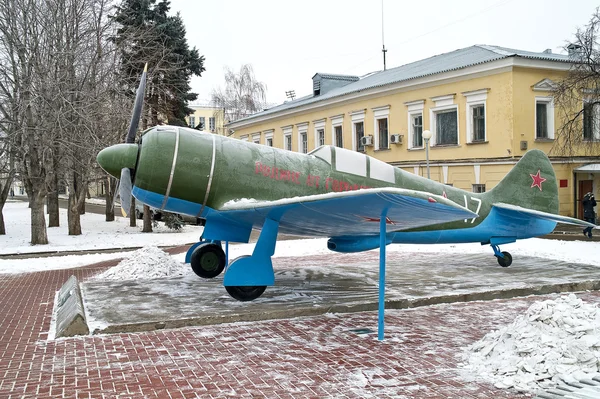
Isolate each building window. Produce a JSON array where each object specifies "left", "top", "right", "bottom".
[
  {"left": 334, "top": 125, "right": 343, "bottom": 147},
  {"left": 463, "top": 89, "right": 488, "bottom": 143},
  {"left": 354, "top": 121, "right": 364, "bottom": 152},
  {"left": 434, "top": 109, "right": 458, "bottom": 145},
  {"left": 535, "top": 97, "right": 554, "bottom": 139},
  {"left": 199, "top": 117, "right": 206, "bottom": 130},
  {"left": 266, "top": 138, "right": 273, "bottom": 147},
  {"left": 377, "top": 118, "right": 388, "bottom": 149},
  {"left": 472, "top": 184, "right": 486, "bottom": 193},
  {"left": 285, "top": 135, "right": 292, "bottom": 151},
  {"left": 209, "top": 117, "right": 216, "bottom": 132},
  {"left": 583, "top": 101, "right": 600, "bottom": 141},
  {"left": 301, "top": 132, "right": 308, "bottom": 153},
  {"left": 471, "top": 105, "right": 485, "bottom": 141},
  {"left": 189, "top": 116, "right": 195, "bottom": 128},
  {"left": 317, "top": 129, "right": 325, "bottom": 146},
  {"left": 411, "top": 114, "right": 423, "bottom": 147}
]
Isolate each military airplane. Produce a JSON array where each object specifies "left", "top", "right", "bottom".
[{"left": 97, "top": 68, "right": 595, "bottom": 303}]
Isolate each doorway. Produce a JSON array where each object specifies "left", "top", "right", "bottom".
[{"left": 578, "top": 180, "right": 593, "bottom": 219}]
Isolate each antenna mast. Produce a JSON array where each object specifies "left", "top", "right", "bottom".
[{"left": 381, "top": 0, "right": 387, "bottom": 71}]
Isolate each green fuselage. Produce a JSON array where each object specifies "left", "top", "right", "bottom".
[{"left": 128, "top": 126, "right": 491, "bottom": 232}]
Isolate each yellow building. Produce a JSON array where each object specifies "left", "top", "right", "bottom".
[
  {"left": 228, "top": 45, "right": 600, "bottom": 218},
  {"left": 185, "top": 104, "right": 226, "bottom": 135}
]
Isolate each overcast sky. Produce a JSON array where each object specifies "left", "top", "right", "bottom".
[{"left": 168, "top": 0, "right": 599, "bottom": 105}]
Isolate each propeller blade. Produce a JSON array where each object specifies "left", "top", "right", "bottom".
[
  {"left": 119, "top": 167, "right": 133, "bottom": 217},
  {"left": 125, "top": 63, "right": 148, "bottom": 144}
]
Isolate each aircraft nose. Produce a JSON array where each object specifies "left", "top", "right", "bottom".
[{"left": 96, "top": 143, "right": 139, "bottom": 179}]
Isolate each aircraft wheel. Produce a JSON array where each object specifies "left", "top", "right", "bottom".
[
  {"left": 225, "top": 285, "right": 266, "bottom": 301},
  {"left": 135, "top": 209, "right": 143, "bottom": 219},
  {"left": 497, "top": 251, "right": 512, "bottom": 267},
  {"left": 190, "top": 243, "right": 226, "bottom": 278}
]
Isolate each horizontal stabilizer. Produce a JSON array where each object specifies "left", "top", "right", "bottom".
[{"left": 493, "top": 203, "right": 596, "bottom": 228}]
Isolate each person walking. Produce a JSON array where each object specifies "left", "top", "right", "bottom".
[{"left": 583, "top": 192, "right": 597, "bottom": 238}]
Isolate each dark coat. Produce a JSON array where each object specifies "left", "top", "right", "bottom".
[{"left": 583, "top": 195, "right": 597, "bottom": 219}]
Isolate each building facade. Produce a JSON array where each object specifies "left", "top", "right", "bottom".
[
  {"left": 228, "top": 45, "right": 600, "bottom": 218},
  {"left": 185, "top": 104, "right": 226, "bottom": 136}
]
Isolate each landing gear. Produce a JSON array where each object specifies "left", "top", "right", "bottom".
[
  {"left": 497, "top": 251, "right": 512, "bottom": 267},
  {"left": 222, "top": 219, "right": 279, "bottom": 301},
  {"left": 190, "top": 242, "right": 226, "bottom": 278},
  {"left": 225, "top": 285, "right": 267, "bottom": 301},
  {"left": 491, "top": 244, "right": 512, "bottom": 267}
]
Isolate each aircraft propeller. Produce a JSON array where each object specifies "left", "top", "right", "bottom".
[{"left": 116, "top": 63, "right": 147, "bottom": 216}]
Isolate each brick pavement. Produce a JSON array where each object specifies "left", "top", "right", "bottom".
[{"left": 3, "top": 252, "right": 600, "bottom": 398}]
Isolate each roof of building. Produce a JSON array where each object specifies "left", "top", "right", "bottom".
[{"left": 230, "top": 44, "right": 571, "bottom": 126}]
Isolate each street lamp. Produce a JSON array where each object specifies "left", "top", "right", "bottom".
[{"left": 422, "top": 129, "right": 432, "bottom": 179}]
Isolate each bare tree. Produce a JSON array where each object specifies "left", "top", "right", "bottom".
[
  {"left": 553, "top": 8, "right": 600, "bottom": 157},
  {"left": 211, "top": 64, "right": 267, "bottom": 127},
  {"left": 0, "top": 129, "right": 15, "bottom": 235}
]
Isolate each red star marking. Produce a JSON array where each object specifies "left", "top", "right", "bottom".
[
  {"left": 442, "top": 191, "right": 447, "bottom": 198},
  {"left": 530, "top": 169, "right": 547, "bottom": 191},
  {"left": 360, "top": 216, "right": 397, "bottom": 225}
]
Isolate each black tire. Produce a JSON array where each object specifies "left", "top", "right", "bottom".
[
  {"left": 190, "top": 243, "right": 226, "bottom": 278},
  {"left": 225, "top": 285, "right": 267, "bottom": 301},
  {"left": 135, "top": 209, "right": 143, "bottom": 219},
  {"left": 497, "top": 251, "right": 512, "bottom": 267}
]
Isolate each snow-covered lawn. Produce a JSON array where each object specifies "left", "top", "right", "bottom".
[{"left": 0, "top": 201, "right": 203, "bottom": 273}]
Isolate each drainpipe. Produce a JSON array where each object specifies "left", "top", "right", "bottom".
[{"left": 573, "top": 170, "right": 577, "bottom": 218}]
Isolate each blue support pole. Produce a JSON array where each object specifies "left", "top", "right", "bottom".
[
  {"left": 225, "top": 241, "right": 229, "bottom": 266},
  {"left": 378, "top": 211, "right": 387, "bottom": 341}
]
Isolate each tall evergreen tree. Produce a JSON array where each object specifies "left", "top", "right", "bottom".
[
  {"left": 112, "top": 0, "right": 204, "bottom": 232},
  {"left": 113, "top": 0, "right": 204, "bottom": 129}
]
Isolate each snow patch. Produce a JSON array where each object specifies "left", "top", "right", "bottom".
[
  {"left": 463, "top": 294, "right": 600, "bottom": 392},
  {"left": 94, "top": 246, "right": 187, "bottom": 280}
]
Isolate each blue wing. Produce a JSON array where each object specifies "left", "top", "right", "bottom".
[{"left": 202, "top": 188, "right": 478, "bottom": 242}]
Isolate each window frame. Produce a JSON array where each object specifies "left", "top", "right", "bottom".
[
  {"left": 372, "top": 105, "right": 390, "bottom": 150},
  {"left": 189, "top": 116, "right": 195, "bottom": 128},
  {"left": 351, "top": 110, "right": 365, "bottom": 152},
  {"left": 283, "top": 126, "right": 292, "bottom": 151},
  {"left": 334, "top": 125, "right": 343, "bottom": 148},
  {"left": 463, "top": 89, "right": 488, "bottom": 143},
  {"left": 314, "top": 119, "right": 326, "bottom": 149},
  {"left": 430, "top": 106, "right": 459, "bottom": 146},
  {"left": 199, "top": 116, "right": 206, "bottom": 130},
  {"left": 264, "top": 130, "right": 274, "bottom": 147},
  {"left": 534, "top": 96, "right": 555, "bottom": 140},
  {"left": 297, "top": 123, "right": 308, "bottom": 153},
  {"left": 583, "top": 99, "right": 600, "bottom": 141},
  {"left": 406, "top": 100, "right": 425, "bottom": 149},
  {"left": 472, "top": 184, "right": 486, "bottom": 193}
]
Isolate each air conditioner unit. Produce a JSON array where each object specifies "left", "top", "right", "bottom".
[
  {"left": 390, "top": 134, "right": 403, "bottom": 144},
  {"left": 520, "top": 140, "right": 528, "bottom": 151},
  {"left": 360, "top": 135, "right": 373, "bottom": 146}
]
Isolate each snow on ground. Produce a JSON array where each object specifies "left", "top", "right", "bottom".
[
  {"left": 1, "top": 201, "right": 203, "bottom": 255},
  {"left": 463, "top": 294, "right": 600, "bottom": 392},
  {"left": 0, "top": 201, "right": 202, "bottom": 274},
  {"left": 95, "top": 246, "right": 188, "bottom": 280}
]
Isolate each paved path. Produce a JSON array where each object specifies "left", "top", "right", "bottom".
[{"left": 4, "top": 249, "right": 600, "bottom": 398}]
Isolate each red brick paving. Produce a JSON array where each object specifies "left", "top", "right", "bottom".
[{"left": 2, "top": 251, "right": 599, "bottom": 398}]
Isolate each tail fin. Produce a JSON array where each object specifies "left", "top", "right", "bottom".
[{"left": 487, "top": 149, "right": 559, "bottom": 214}]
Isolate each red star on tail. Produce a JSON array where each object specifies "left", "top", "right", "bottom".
[{"left": 530, "top": 170, "right": 547, "bottom": 191}]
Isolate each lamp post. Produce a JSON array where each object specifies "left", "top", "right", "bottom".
[{"left": 422, "top": 129, "right": 432, "bottom": 179}]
